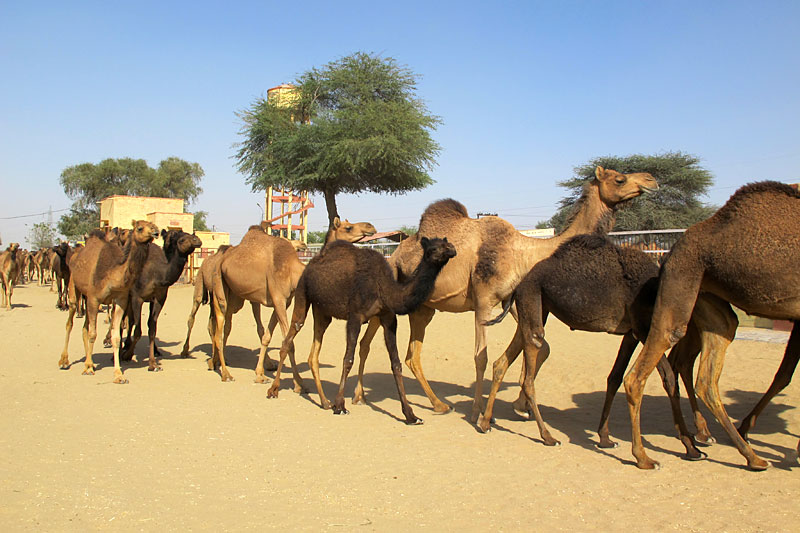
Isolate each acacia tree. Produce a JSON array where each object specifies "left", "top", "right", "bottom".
[
  {"left": 57, "top": 157, "right": 204, "bottom": 239},
  {"left": 540, "top": 152, "right": 717, "bottom": 231},
  {"left": 234, "top": 52, "right": 441, "bottom": 229},
  {"left": 26, "top": 222, "right": 58, "bottom": 249}
]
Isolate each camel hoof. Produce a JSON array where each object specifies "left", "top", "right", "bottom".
[
  {"left": 352, "top": 395, "right": 366, "bottom": 405},
  {"left": 406, "top": 417, "right": 424, "bottom": 425},
  {"left": 82, "top": 369, "right": 95, "bottom": 376},
  {"left": 267, "top": 387, "right": 279, "bottom": 399},
  {"left": 221, "top": 375, "right": 235, "bottom": 383},
  {"left": 476, "top": 415, "right": 492, "bottom": 433},
  {"left": 695, "top": 434, "right": 716, "bottom": 446},
  {"left": 597, "top": 439, "right": 619, "bottom": 449},
  {"left": 636, "top": 459, "right": 661, "bottom": 470},
  {"left": 148, "top": 366, "right": 162, "bottom": 372},
  {"left": 543, "top": 438, "right": 561, "bottom": 447},
  {"left": 685, "top": 450, "right": 708, "bottom": 461},
  {"left": 333, "top": 406, "right": 349, "bottom": 415},
  {"left": 748, "top": 458, "right": 770, "bottom": 471},
  {"left": 294, "top": 385, "right": 308, "bottom": 395},
  {"left": 113, "top": 377, "right": 129, "bottom": 384},
  {"left": 432, "top": 403, "right": 452, "bottom": 414},
  {"left": 254, "top": 375, "right": 270, "bottom": 384}
]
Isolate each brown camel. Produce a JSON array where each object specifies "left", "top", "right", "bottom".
[
  {"left": 119, "top": 229, "right": 203, "bottom": 371},
  {"left": 355, "top": 167, "right": 658, "bottom": 421},
  {"left": 207, "top": 218, "right": 376, "bottom": 382},
  {"left": 476, "top": 234, "right": 716, "bottom": 459},
  {"left": 15, "top": 249, "right": 28, "bottom": 284},
  {"left": 623, "top": 181, "right": 800, "bottom": 470},
  {"left": 58, "top": 220, "right": 159, "bottom": 383},
  {"left": 269, "top": 237, "right": 457, "bottom": 424},
  {"left": 0, "top": 243, "right": 20, "bottom": 310},
  {"left": 51, "top": 243, "right": 72, "bottom": 310},
  {"left": 25, "top": 251, "right": 37, "bottom": 283}
]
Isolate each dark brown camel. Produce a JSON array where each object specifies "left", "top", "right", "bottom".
[
  {"left": 0, "top": 243, "right": 20, "bottom": 310},
  {"left": 58, "top": 220, "right": 159, "bottom": 383},
  {"left": 477, "top": 234, "right": 715, "bottom": 459},
  {"left": 51, "top": 243, "right": 72, "bottom": 310},
  {"left": 269, "top": 237, "right": 457, "bottom": 424},
  {"left": 208, "top": 218, "right": 376, "bottom": 383},
  {"left": 623, "top": 181, "right": 800, "bottom": 470},
  {"left": 355, "top": 167, "right": 658, "bottom": 421},
  {"left": 119, "top": 229, "right": 202, "bottom": 371}
]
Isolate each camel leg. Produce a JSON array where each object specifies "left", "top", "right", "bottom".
[
  {"left": 81, "top": 298, "right": 100, "bottom": 375},
  {"left": 147, "top": 298, "right": 165, "bottom": 372},
  {"left": 253, "top": 298, "right": 283, "bottom": 383},
  {"left": 181, "top": 281, "right": 203, "bottom": 357},
  {"left": 518, "top": 334, "right": 559, "bottom": 446},
  {"left": 404, "top": 306, "right": 450, "bottom": 413},
  {"left": 738, "top": 322, "right": 800, "bottom": 440},
  {"left": 477, "top": 326, "right": 524, "bottom": 433},
  {"left": 308, "top": 309, "right": 333, "bottom": 409},
  {"left": 468, "top": 305, "right": 494, "bottom": 423},
  {"left": 668, "top": 326, "right": 715, "bottom": 444},
  {"left": 122, "top": 297, "right": 143, "bottom": 362},
  {"left": 109, "top": 299, "right": 128, "bottom": 384},
  {"left": 380, "top": 312, "right": 422, "bottom": 425},
  {"left": 268, "top": 319, "right": 305, "bottom": 399},
  {"left": 693, "top": 302, "right": 769, "bottom": 470},
  {"left": 597, "top": 332, "right": 639, "bottom": 448},
  {"left": 353, "top": 316, "right": 381, "bottom": 405},
  {"left": 333, "top": 316, "right": 362, "bottom": 415},
  {"left": 59, "top": 284, "right": 79, "bottom": 369},
  {"left": 211, "top": 287, "right": 234, "bottom": 382},
  {"left": 258, "top": 305, "right": 280, "bottom": 371},
  {"left": 653, "top": 354, "right": 704, "bottom": 460}
]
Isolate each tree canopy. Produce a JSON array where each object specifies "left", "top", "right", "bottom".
[
  {"left": 234, "top": 52, "right": 441, "bottom": 228},
  {"left": 57, "top": 157, "right": 204, "bottom": 239},
  {"left": 26, "top": 222, "right": 58, "bottom": 249},
  {"left": 539, "top": 152, "right": 717, "bottom": 232}
]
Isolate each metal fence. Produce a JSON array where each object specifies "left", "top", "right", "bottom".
[{"left": 607, "top": 229, "right": 686, "bottom": 261}]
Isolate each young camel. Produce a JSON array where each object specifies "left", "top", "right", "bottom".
[
  {"left": 269, "top": 237, "right": 457, "bottom": 424},
  {"left": 623, "top": 181, "right": 800, "bottom": 470},
  {"left": 0, "top": 243, "right": 20, "bottom": 310},
  {"left": 120, "top": 229, "right": 202, "bottom": 371},
  {"left": 58, "top": 220, "right": 159, "bottom": 384},
  {"left": 355, "top": 167, "right": 658, "bottom": 421},
  {"left": 477, "top": 234, "right": 716, "bottom": 459},
  {"left": 208, "top": 218, "right": 376, "bottom": 383}
]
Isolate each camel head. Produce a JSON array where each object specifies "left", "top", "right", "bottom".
[
  {"left": 7, "top": 242, "right": 20, "bottom": 253},
  {"left": 130, "top": 220, "right": 159, "bottom": 245},
  {"left": 52, "top": 242, "right": 69, "bottom": 258},
  {"left": 594, "top": 166, "right": 658, "bottom": 205},
  {"left": 287, "top": 239, "right": 308, "bottom": 252},
  {"left": 161, "top": 229, "right": 203, "bottom": 256},
  {"left": 331, "top": 217, "right": 377, "bottom": 243},
  {"left": 420, "top": 236, "right": 457, "bottom": 266}
]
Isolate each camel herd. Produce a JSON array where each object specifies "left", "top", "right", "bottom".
[{"left": 3, "top": 166, "right": 798, "bottom": 471}]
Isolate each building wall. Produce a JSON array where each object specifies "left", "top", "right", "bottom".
[
  {"left": 188, "top": 231, "right": 231, "bottom": 282},
  {"left": 99, "top": 196, "right": 185, "bottom": 229}
]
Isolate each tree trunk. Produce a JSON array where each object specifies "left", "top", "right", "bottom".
[{"left": 324, "top": 190, "right": 339, "bottom": 231}]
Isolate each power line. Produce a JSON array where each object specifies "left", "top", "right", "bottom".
[{"left": 0, "top": 207, "right": 70, "bottom": 220}]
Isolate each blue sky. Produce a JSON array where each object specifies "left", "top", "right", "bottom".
[{"left": 1, "top": 1, "right": 799, "bottom": 245}]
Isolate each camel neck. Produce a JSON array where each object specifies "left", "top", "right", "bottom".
[{"left": 121, "top": 239, "right": 151, "bottom": 288}]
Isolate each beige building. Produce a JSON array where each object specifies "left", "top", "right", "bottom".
[{"left": 99, "top": 195, "right": 193, "bottom": 245}]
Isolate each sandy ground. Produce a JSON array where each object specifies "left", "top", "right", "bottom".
[{"left": 1, "top": 282, "right": 798, "bottom": 532}]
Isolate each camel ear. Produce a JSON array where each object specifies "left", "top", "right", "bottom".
[
  {"left": 131, "top": 219, "right": 137, "bottom": 228},
  {"left": 595, "top": 166, "right": 606, "bottom": 180},
  {"left": 420, "top": 237, "right": 430, "bottom": 249},
  {"left": 333, "top": 217, "right": 341, "bottom": 229},
  {"left": 161, "top": 229, "right": 168, "bottom": 239}
]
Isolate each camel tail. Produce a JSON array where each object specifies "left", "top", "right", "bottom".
[
  {"left": 201, "top": 286, "right": 209, "bottom": 305},
  {"left": 484, "top": 293, "right": 515, "bottom": 326}
]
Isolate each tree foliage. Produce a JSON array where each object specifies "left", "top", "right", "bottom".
[
  {"left": 57, "top": 157, "right": 204, "bottom": 236},
  {"left": 27, "top": 222, "right": 58, "bottom": 249},
  {"left": 193, "top": 210, "right": 210, "bottom": 232},
  {"left": 235, "top": 52, "right": 441, "bottom": 228},
  {"left": 539, "top": 152, "right": 717, "bottom": 232}
]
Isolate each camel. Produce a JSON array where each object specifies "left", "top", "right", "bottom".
[
  {"left": 623, "top": 181, "right": 800, "bottom": 470},
  {"left": 269, "top": 237, "right": 457, "bottom": 424},
  {"left": 181, "top": 245, "right": 233, "bottom": 357},
  {"left": 0, "top": 243, "right": 20, "bottom": 310},
  {"left": 15, "top": 249, "right": 28, "bottom": 284},
  {"left": 476, "top": 234, "right": 720, "bottom": 459},
  {"left": 355, "top": 167, "right": 658, "bottom": 421},
  {"left": 58, "top": 220, "right": 159, "bottom": 383},
  {"left": 51, "top": 243, "right": 72, "bottom": 310},
  {"left": 118, "top": 229, "right": 202, "bottom": 371},
  {"left": 207, "top": 218, "right": 376, "bottom": 383},
  {"left": 25, "top": 251, "right": 37, "bottom": 283}
]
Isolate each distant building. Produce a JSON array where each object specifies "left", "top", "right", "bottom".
[
  {"left": 99, "top": 195, "right": 194, "bottom": 246},
  {"left": 519, "top": 228, "right": 555, "bottom": 238}
]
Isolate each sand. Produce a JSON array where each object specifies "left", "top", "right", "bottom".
[{"left": 1, "top": 282, "right": 798, "bottom": 531}]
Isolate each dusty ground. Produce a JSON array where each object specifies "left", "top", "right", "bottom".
[{"left": 1, "top": 282, "right": 798, "bottom": 532}]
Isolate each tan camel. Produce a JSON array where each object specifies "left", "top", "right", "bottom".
[
  {"left": 355, "top": 167, "right": 658, "bottom": 421},
  {"left": 58, "top": 221, "right": 159, "bottom": 383},
  {"left": 0, "top": 243, "right": 20, "bottom": 310},
  {"left": 269, "top": 237, "right": 457, "bottom": 424},
  {"left": 623, "top": 181, "right": 800, "bottom": 470},
  {"left": 208, "top": 218, "right": 376, "bottom": 382}
]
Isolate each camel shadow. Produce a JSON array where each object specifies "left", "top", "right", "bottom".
[{"left": 9, "top": 303, "right": 31, "bottom": 309}]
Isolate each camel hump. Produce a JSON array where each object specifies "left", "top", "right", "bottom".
[
  {"left": 419, "top": 199, "right": 469, "bottom": 229},
  {"left": 731, "top": 180, "right": 800, "bottom": 201},
  {"left": 554, "top": 234, "right": 611, "bottom": 257}
]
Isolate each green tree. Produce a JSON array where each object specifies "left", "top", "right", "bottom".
[
  {"left": 306, "top": 231, "right": 327, "bottom": 244},
  {"left": 235, "top": 52, "right": 441, "bottom": 229},
  {"left": 539, "top": 152, "right": 716, "bottom": 231},
  {"left": 27, "top": 222, "right": 58, "bottom": 249},
  {"left": 57, "top": 157, "right": 204, "bottom": 236},
  {"left": 398, "top": 224, "right": 418, "bottom": 235},
  {"left": 193, "top": 210, "right": 210, "bottom": 232}
]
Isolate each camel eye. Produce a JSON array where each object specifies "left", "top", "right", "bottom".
[
  {"left": 137, "top": 226, "right": 143, "bottom": 231},
  {"left": 615, "top": 177, "right": 626, "bottom": 185}
]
